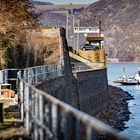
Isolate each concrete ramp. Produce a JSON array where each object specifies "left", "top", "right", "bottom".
[
  {"left": 69, "top": 52, "right": 91, "bottom": 63},
  {"left": 69, "top": 52, "right": 105, "bottom": 71}
]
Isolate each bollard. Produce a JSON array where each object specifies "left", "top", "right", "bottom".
[{"left": 0, "top": 103, "right": 3, "bottom": 123}]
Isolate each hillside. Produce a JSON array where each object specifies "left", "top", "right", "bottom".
[
  {"left": 32, "top": 1, "right": 53, "bottom": 5},
  {"left": 76, "top": 0, "right": 140, "bottom": 62},
  {"left": 35, "top": 4, "right": 88, "bottom": 10}
]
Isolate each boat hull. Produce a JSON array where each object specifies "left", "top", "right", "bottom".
[
  {"left": 113, "top": 80, "right": 139, "bottom": 85},
  {"left": 113, "top": 69, "right": 140, "bottom": 86}
]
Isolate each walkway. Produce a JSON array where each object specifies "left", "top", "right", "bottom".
[{"left": 0, "top": 65, "right": 127, "bottom": 140}]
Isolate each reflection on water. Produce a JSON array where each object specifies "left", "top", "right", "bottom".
[{"left": 107, "top": 63, "right": 140, "bottom": 140}]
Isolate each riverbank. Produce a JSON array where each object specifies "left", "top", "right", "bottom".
[
  {"left": 98, "top": 85, "right": 134, "bottom": 130},
  {"left": 107, "top": 62, "right": 140, "bottom": 64}
]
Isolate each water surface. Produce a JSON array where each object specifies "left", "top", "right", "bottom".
[{"left": 107, "top": 63, "right": 140, "bottom": 140}]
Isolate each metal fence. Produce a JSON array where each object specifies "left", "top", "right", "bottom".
[
  {"left": 0, "top": 69, "right": 9, "bottom": 84},
  {"left": 16, "top": 64, "right": 127, "bottom": 140},
  {"left": 71, "top": 62, "right": 106, "bottom": 72},
  {"left": 21, "top": 65, "right": 62, "bottom": 85},
  {"left": 0, "top": 69, "right": 22, "bottom": 91}
]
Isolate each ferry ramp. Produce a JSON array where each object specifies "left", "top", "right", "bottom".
[{"left": 69, "top": 51, "right": 106, "bottom": 72}]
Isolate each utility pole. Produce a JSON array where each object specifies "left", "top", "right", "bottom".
[
  {"left": 76, "top": 19, "right": 80, "bottom": 53},
  {"left": 99, "top": 19, "right": 102, "bottom": 36},
  {"left": 72, "top": 15, "right": 75, "bottom": 52},
  {"left": 66, "top": 10, "right": 69, "bottom": 45}
]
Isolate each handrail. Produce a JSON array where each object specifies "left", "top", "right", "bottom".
[
  {"left": 16, "top": 64, "right": 127, "bottom": 140},
  {"left": 0, "top": 68, "right": 22, "bottom": 84}
]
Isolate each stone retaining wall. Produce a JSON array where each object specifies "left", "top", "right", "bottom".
[
  {"left": 76, "top": 69, "right": 109, "bottom": 116},
  {"left": 37, "top": 68, "right": 109, "bottom": 116},
  {"left": 37, "top": 28, "right": 109, "bottom": 117}
]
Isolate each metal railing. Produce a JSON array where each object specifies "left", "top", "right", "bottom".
[
  {"left": 69, "top": 52, "right": 106, "bottom": 72},
  {"left": 16, "top": 64, "right": 127, "bottom": 140},
  {"left": 0, "top": 69, "right": 22, "bottom": 91},
  {"left": 21, "top": 65, "right": 62, "bottom": 85},
  {"left": 0, "top": 69, "right": 9, "bottom": 84},
  {"left": 0, "top": 69, "right": 23, "bottom": 84},
  {"left": 71, "top": 62, "right": 106, "bottom": 72}
]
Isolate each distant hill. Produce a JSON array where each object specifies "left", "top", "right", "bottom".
[
  {"left": 76, "top": 0, "right": 140, "bottom": 62},
  {"left": 33, "top": 1, "right": 54, "bottom": 5}
]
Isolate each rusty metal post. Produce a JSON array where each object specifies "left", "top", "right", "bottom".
[{"left": 0, "top": 103, "right": 3, "bottom": 123}]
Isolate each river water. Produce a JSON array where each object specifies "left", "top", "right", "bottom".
[{"left": 107, "top": 63, "right": 140, "bottom": 140}]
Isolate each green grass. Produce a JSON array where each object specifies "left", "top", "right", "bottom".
[{"left": 35, "top": 4, "right": 89, "bottom": 10}]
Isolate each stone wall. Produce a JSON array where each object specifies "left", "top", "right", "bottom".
[
  {"left": 37, "top": 28, "right": 109, "bottom": 117},
  {"left": 37, "top": 76, "right": 79, "bottom": 108},
  {"left": 76, "top": 69, "right": 109, "bottom": 116},
  {"left": 37, "top": 68, "right": 109, "bottom": 117}
]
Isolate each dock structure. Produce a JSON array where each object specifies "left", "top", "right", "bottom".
[{"left": 69, "top": 22, "right": 106, "bottom": 72}]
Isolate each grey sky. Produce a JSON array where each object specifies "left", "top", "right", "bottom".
[{"left": 37, "top": 0, "right": 99, "bottom": 4}]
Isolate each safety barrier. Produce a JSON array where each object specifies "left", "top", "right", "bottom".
[
  {"left": 71, "top": 62, "right": 106, "bottom": 72},
  {"left": 0, "top": 69, "right": 22, "bottom": 91},
  {"left": 16, "top": 64, "right": 127, "bottom": 140},
  {"left": 69, "top": 51, "right": 106, "bottom": 71}
]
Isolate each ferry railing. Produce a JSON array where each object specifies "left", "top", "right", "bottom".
[
  {"left": 17, "top": 64, "right": 127, "bottom": 140},
  {"left": 71, "top": 62, "right": 106, "bottom": 72}
]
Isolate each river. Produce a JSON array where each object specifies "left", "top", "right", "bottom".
[{"left": 107, "top": 63, "right": 140, "bottom": 140}]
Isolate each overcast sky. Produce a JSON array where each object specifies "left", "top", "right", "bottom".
[{"left": 37, "top": 0, "right": 99, "bottom": 4}]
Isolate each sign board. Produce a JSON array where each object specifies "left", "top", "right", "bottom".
[{"left": 74, "top": 27, "right": 100, "bottom": 33}]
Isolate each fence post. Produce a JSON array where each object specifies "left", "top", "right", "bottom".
[
  {"left": 20, "top": 81, "right": 24, "bottom": 120},
  {"left": 0, "top": 103, "right": 3, "bottom": 123},
  {"left": 34, "top": 93, "right": 39, "bottom": 140},
  {"left": 25, "top": 85, "right": 29, "bottom": 131},
  {"left": 4, "top": 70, "right": 8, "bottom": 83},
  {"left": 39, "top": 95, "right": 43, "bottom": 140},
  {"left": 35, "top": 68, "right": 38, "bottom": 84},
  {"left": 0, "top": 71, "right": 3, "bottom": 83}
]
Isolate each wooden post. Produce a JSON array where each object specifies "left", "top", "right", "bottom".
[{"left": 0, "top": 103, "right": 3, "bottom": 123}]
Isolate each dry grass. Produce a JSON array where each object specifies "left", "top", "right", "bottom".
[{"left": 44, "top": 49, "right": 60, "bottom": 64}]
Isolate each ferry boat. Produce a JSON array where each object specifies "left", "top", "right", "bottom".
[{"left": 113, "top": 70, "right": 140, "bottom": 85}]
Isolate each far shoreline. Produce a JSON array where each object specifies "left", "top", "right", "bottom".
[{"left": 107, "top": 62, "right": 140, "bottom": 64}]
